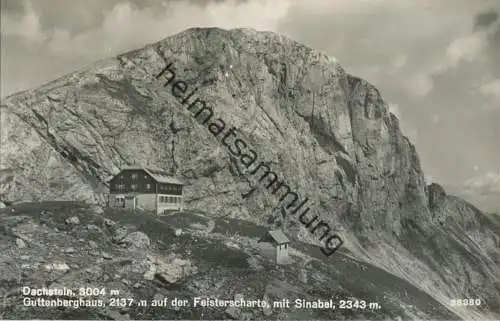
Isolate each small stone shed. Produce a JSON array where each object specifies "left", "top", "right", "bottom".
[{"left": 259, "top": 229, "right": 290, "bottom": 264}]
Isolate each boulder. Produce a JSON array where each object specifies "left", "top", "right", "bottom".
[
  {"left": 225, "top": 306, "right": 241, "bottom": 320},
  {"left": 143, "top": 269, "right": 155, "bottom": 281},
  {"left": 112, "top": 227, "right": 128, "bottom": 242},
  {"left": 88, "top": 240, "right": 98, "bottom": 249},
  {"left": 86, "top": 224, "right": 101, "bottom": 232},
  {"left": 101, "top": 252, "right": 113, "bottom": 260},
  {"left": 63, "top": 247, "right": 75, "bottom": 254},
  {"left": 65, "top": 216, "right": 80, "bottom": 225},
  {"left": 15, "top": 238, "right": 27, "bottom": 248},
  {"left": 104, "top": 218, "right": 116, "bottom": 227},
  {"left": 262, "top": 294, "right": 272, "bottom": 317},
  {"left": 154, "top": 258, "right": 196, "bottom": 284},
  {"left": 119, "top": 231, "right": 151, "bottom": 249},
  {"left": 90, "top": 205, "right": 104, "bottom": 214}
]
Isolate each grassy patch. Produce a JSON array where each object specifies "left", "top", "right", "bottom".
[
  {"left": 160, "top": 211, "right": 211, "bottom": 229},
  {"left": 190, "top": 237, "right": 250, "bottom": 269},
  {"left": 212, "top": 217, "right": 267, "bottom": 238}
]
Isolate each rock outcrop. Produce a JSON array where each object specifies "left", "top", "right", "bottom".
[{"left": 1, "top": 28, "right": 499, "bottom": 319}]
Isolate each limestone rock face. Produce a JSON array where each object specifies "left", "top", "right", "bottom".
[
  {"left": 428, "top": 182, "right": 446, "bottom": 210},
  {"left": 1, "top": 27, "right": 499, "bottom": 318}
]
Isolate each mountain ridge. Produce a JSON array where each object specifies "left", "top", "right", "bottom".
[{"left": 1, "top": 27, "right": 499, "bottom": 319}]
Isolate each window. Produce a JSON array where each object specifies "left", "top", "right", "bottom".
[
  {"left": 116, "top": 184, "right": 125, "bottom": 190},
  {"left": 115, "top": 195, "right": 125, "bottom": 208},
  {"left": 146, "top": 184, "right": 151, "bottom": 189},
  {"left": 131, "top": 184, "right": 137, "bottom": 190},
  {"left": 131, "top": 173, "right": 138, "bottom": 180}
]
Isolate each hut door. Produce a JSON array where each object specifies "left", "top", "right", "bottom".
[{"left": 125, "top": 195, "right": 136, "bottom": 209}]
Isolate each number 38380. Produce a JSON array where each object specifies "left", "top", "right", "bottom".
[{"left": 450, "top": 299, "right": 481, "bottom": 306}]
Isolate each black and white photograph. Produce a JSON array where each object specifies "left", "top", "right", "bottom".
[{"left": 1, "top": 0, "right": 499, "bottom": 319}]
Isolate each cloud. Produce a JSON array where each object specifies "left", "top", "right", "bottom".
[
  {"left": 41, "top": 0, "right": 288, "bottom": 55},
  {"left": 406, "top": 73, "right": 434, "bottom": 98},
  {"left": 388, "top": 103, "right": 401, "bottom": 119},
  {"left": 462, "top": 171, "right": 500, "bottom": 212},
  {"left": 478, "top": 78, "right": 500, "bottom": 105},
  {"left": 473, "top": 9, "right": 499, "bottom": 30},
  {"left": 430, "top": 114, "right": 440, "bottom": 124},
  {"left": 444, "top": 34, "right": 485, "bottom": 67},
  {"left": 1, "top": 0, "right": 289, "bottom": 96},
  {"left": 425, "top": 173, "right": 437, "bottom": 185},
  {"left": 457, "top": 171, "right": 500, "bottom": 213},
  {"left": 2, "top": 0, "right": 257, "bottom": 35},
  {"left": 464, "top": 171, "right": 500, "bottom": 192},
  {"left": 1, "top": 1, "right": 46, "bottom": 43},
  {"left": 476, "top": 9, "right": 500, "bottom": 75}
]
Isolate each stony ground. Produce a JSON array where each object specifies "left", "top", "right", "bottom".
[{"left": 0, "top": 201, "right": 470, "bottom": 320}]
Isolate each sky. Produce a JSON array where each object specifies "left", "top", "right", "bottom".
[{"left": 1, "top": 0, "right": 499, "bottom": 213}]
